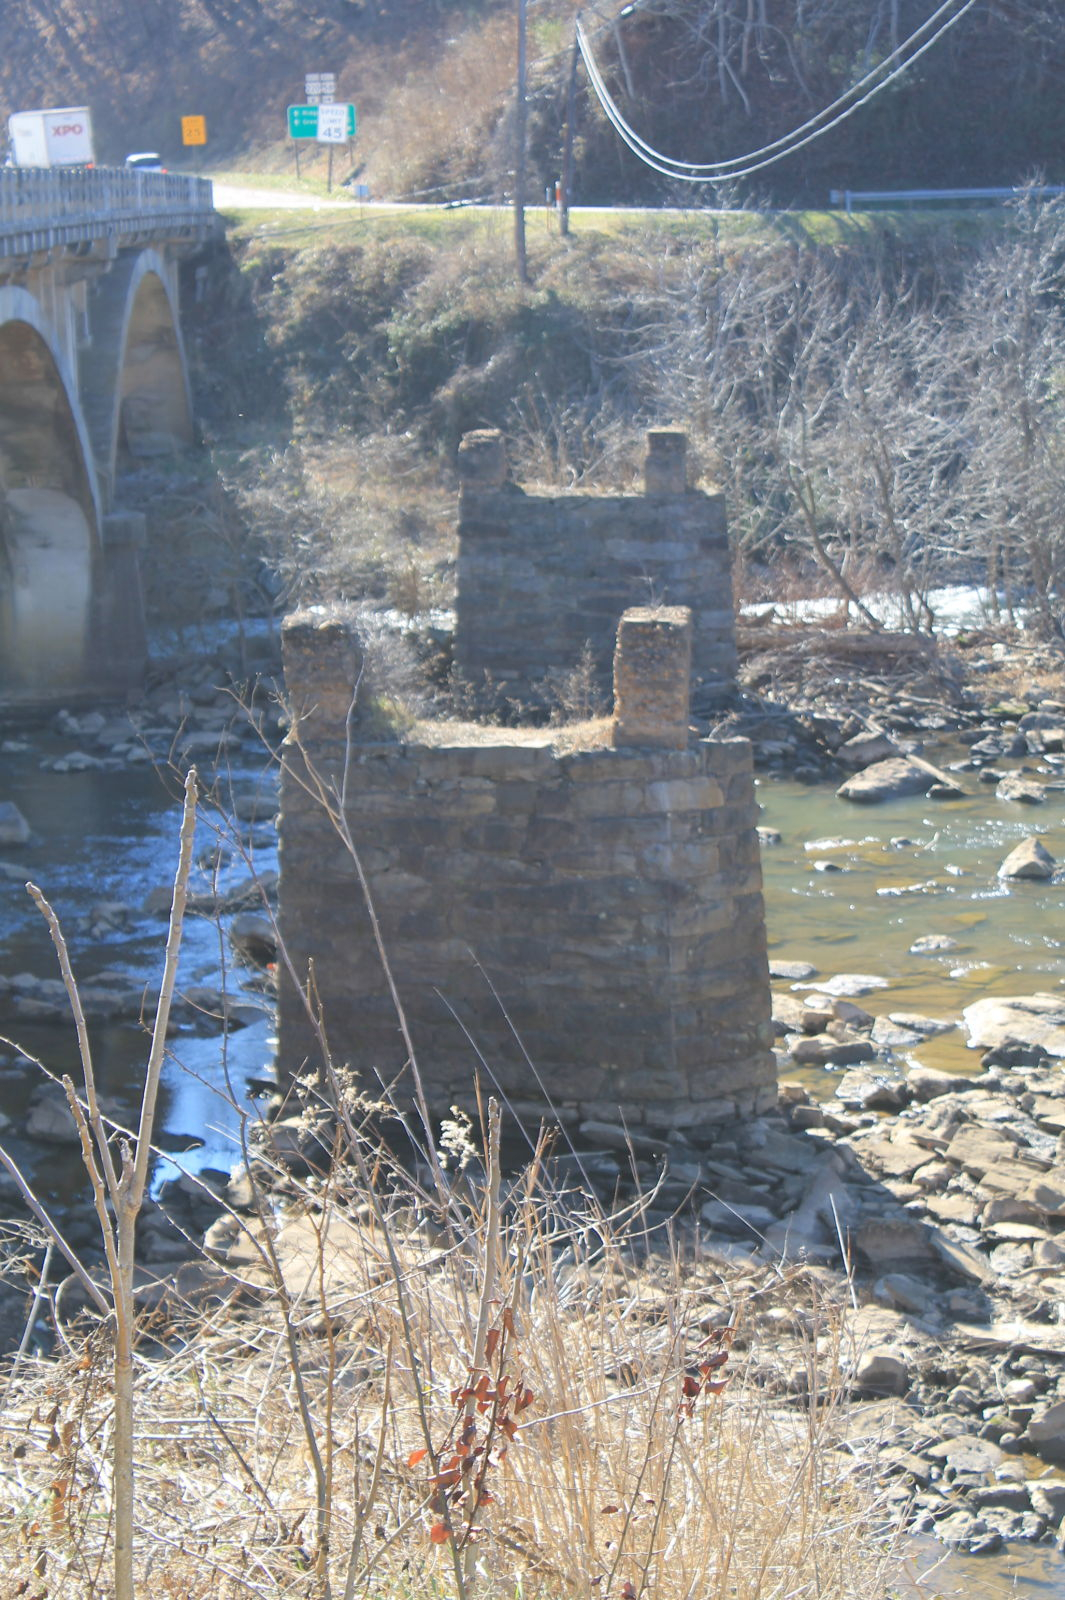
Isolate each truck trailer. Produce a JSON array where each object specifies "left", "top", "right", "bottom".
[{"left": 7, "top": 107, "right": 95, "bottom": 167}]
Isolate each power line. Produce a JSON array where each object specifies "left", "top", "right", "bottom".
[
  {"left": 576, "top": 0, "right": 977, "bottom": 183},
  {"left": 578, "top": 0, "right": 973, "bottom": 174}
]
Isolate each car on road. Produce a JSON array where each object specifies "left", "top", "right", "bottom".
[{"left": 124, "top": 151, "right": 165, "bottom": 171}]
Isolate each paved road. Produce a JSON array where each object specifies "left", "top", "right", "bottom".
[
  {"left": 210, "top": 181, "right": 749, "bottom": 221},
  {"left": 212, "top": 182, "right": 359, "bottom": 209}
]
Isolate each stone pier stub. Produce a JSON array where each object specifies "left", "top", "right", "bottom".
[
  {"left": 281, "top": 605, "right": 364, "bottom": 751},
  {"left": 613, "top": 606, "right": 693, "bottom": 750},
  {"left": 457, "top": 428, "right": 509, "bottom": 490},
  {"left": 644, "top": 428, "right": 688, "bottom": 495}
]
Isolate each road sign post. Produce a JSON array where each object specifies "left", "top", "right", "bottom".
[
  {"left": 181, "top": 115, "right": 207, "bottom": 147},
  {"left": 286, "top": 104, "right": 357, "bottom": 187}
]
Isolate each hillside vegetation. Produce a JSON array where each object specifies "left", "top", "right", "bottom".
[
  {"left": 182, "top": 195, "right": 1065, "bottom": 643},
  {"left": 2, "top": 1, "right": 1064, "bottom": 204}
]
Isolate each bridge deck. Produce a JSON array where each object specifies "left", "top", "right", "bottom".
[{"left": 0, "top": 167, "right": 217, "bottom": 258}]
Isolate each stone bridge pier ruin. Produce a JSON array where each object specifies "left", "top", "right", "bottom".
[{"left": 276, "top": 432, "right": 775, "bottom": 1134}]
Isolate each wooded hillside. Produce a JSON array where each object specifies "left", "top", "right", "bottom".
[{"left": 2, "top": 2, "right": 1062, "bottom": 205}]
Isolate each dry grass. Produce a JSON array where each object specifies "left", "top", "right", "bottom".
[{"left": 0, "top": 1105, "right": 892, "bottom": 1600}]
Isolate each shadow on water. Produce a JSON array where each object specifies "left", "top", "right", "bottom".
[{"left": 0, "top": 724, "right": 278, "bottom": 1207}]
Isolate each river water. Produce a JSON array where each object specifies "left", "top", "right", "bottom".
[
  {"left": 759, "top": 757, "right": 1065, "bottom": 1078},
  {"left": 0, "top": 720, "right": 278, "bottom": 1206}
]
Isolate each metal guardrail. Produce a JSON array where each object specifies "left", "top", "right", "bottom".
[
  {"left": 830, "top": 185, "right": 1065, "bottom": 214},
  {"left": 0, "top": 166, "right": 216, "bottom": 257}
]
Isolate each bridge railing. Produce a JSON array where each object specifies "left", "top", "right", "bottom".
[{"left": 0, "top": 166, "right": 215, "bottom": 249}]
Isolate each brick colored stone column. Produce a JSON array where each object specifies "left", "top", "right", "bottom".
[
  {"left": 281, "top": 605, "right": 364, "bottom": 746},
  {"left": 644, "top": 428, "right": 688, "bottom": 494},
  {"left": 613, "top": 605, "right": 693, "bottom": 750},
  {"left": 457, "top": 429, "right": 508, "bottom": 490}
]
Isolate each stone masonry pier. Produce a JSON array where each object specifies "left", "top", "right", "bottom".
[
  {"left": 453, "top": 429, "right": 739, "bottom": 713},
  {"left": 277, "top": 599, "right": 775, "bottom": 1131}
]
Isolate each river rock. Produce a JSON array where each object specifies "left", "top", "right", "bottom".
[
  {"left": 873, "top": 1273, "right": 933, "bottom": 1314},
  {"left": 933, "top": 1509, "right": 982, "bottom": 1546},
  {"left": 997, "top": 775, "right": 1047, "bottom": 804},
  {"left": 228, "top": 913, "right": 278, "bottom": 968},
  {"left": 928, "top": 1229, "right": 995, "bottom": 1286},
  {"left": 1023, "top": 1400, "right": 1065, "bottom": 1463},
  {"left": 998, "top": 837, "right": 1057, "bottom": 880},
  {"left": 943, "top": 1124, "right": 1024, "bottom": 1175},
  {"left": 927, "top": 1434, "right": 1003, "bottom": 1478},
  {"left": 772, "top": 994, "right": 812, "bottom": 1034},
  {"left": 1028, "top": 1097, "right": 1065, "bottom": 1134},
  {"left": 853, "top": 1217, "right": 937, "bottom": 1272},
  {"left": 25, "top": 1084, "right": 82, "bottom": 1146},
  {"left": 963, "top": 994, "right": 1065, "bottom": 1058},
  {"left": 837, "top": 757, "right": 934, "bottom": 804},
  {"left": 768, "top": 959, "right": 816, "bottom": 980},
  {"left": 181, "top": 985, "right": 269, "bottom": 1030},
  {"left": 853, "top": 1346, "right": 912, "bottom": 1396},
  {"left": 836, "top": 731, "right": 899, "bottom": 770},
  {"left": 1022, "top": 1173, "right": 1065, "bottom": 1216},
  {"left": 909, "top": 934, "right": 959, "bottom": 954},
  {"left": 834, "top": 1068, "right": 910, "bottom": 1110},
  {"left": 1029, "top": 1481, "right": 1065, "bottom": 1524},
  {"left": 871, "top": 1017, "right": 925, "bottom": 1048},
  {"left": 790, "top": 1036, "right": 876, "bottom": 1067},
  {"left": 907, "top": 1065, "right": 974, "bottom": 1101},
  {"left": 700, "top": 1199, "right": 778, "bottom": 1237},
  {"left": 891, "top": 1013, "right": 957, "bottom": 1037},
  {"left": 0, "top": 802, "right": 30, "bottom": 846},
  {"left": 813, "top": 973, "right": 891, "bottom": 997}
]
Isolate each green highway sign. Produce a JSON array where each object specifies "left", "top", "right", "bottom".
[{"left": 287, "top": 104, "right": 356, "bottom": 139}]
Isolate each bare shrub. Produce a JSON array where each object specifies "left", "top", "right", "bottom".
[
  {"left": 545, "top": 641, "right": 609, "bottom": 724},
  {"left": 0, "top": 1095, "right": 892, "bottom": 1597}
]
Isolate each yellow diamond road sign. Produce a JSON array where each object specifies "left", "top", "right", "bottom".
[{"left": 182, "top": 115, "right": 207, "bottom": 146}]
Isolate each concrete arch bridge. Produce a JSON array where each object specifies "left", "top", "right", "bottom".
[{"left": 0, "top": 168, "right": 218, "bottom": 708}]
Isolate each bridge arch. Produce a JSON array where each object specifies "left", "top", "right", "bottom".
[
  {"left": 82, "top": 248, "right": 194, "bottom": 496},
  {"left": 0, "top": 287, "right": 101, "bottom": 698}
]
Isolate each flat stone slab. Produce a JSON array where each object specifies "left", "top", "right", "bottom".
[
  {"left": 963, "top": 994, "right": 1065, "bottom": 1058},
  {"left": 769, "top": 959, "right": 817, "bottom": 980},
  {"left": 944, "top": 1124, "right": 1024, "bottom": 1175},
  {"left": 890, "top": 1013, "right": 957, "bottom": 1036},
  {"left": 809, "top": 973, "right": 891, "bottom": 997}
]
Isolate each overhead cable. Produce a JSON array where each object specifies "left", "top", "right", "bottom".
[
  {"left": 576, "top": 0, "right": 977, "bottom": 183},
  {"left": 577, "top": 0, "right": 973, "bottom": 174}
]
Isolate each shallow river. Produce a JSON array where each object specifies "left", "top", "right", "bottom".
[
  {"left": 0, "top": 723, "right": 278, "bottom": 1204},
  {"left": 759, "top": 759, "right": 1065, "bottom": 1080}
]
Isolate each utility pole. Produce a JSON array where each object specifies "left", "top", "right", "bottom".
[
  {"left": 559, "top": 30, "right": 579, "bottom": 238},
  {"left": 515, "top": 0, "right": 529, "bottom": 285}
]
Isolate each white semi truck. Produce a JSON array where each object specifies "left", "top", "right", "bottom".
[{"left": 7, "top": 107, "right": 95, "bottom": 167}]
